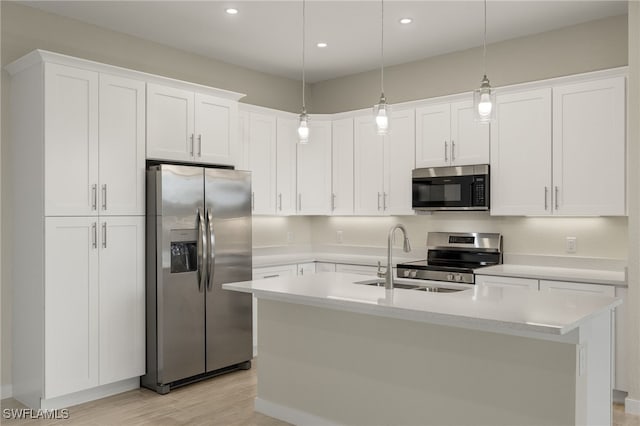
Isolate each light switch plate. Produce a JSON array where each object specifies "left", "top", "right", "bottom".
[{"left": 566, "top": 237, "right": 577, "bottom": 253}]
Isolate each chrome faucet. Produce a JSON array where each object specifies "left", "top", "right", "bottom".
[{"left": 378, "top": 224, "right": 412, "bottom": 290}]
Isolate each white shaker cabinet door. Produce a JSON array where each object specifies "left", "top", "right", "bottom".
[
  {"left": 384, "top": 109, "right": 415, "bottom": 215},
  {"left": 45, "top": 217, "right": 100, "bottom": 398},
  {"left": 276, "top": 117, "right": 298, "bottom": 215},
  {"left": 194, "top": 93, "right": 238, "bottom": 166},
  {"left": 552, "top": 77, "right": 626, "bottom": 216},
  {"left": 146, "top": 83, "right": 194, "bottom": 162},
  {"left": 415, "top": 103, "right": 450, "bottom": 168},
  {"left": 331, "top": 118, "right": 354, "bottom": 215},
  {"left": 248, "top": 112, "right": 277, "bottom": 215},
  {"left": 99, "top": 216, "right": 145, "bottom": 385},
  {"left": 297, "top": 120, "right": 332, "bottom": 215},
  {"left": 44, "top": 63, "right": 99, "bottom": 216},
  {"left": 450, "top": 100, "right": 490, "bottom": 166},
  {"left": 99, "top": 74, "right": 146, "bottom": 216},
  {"left": 354, "top": 116, "right": 384, "bottom": 215},
  {"left": 490, "top": 88, "right": 552, "bottom": 216}
]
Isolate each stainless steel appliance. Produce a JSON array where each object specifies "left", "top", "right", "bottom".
[
  {"left": 396, "top": 232, "right": 502, "bottom": 284},
  {"left": 412, "top": 165, "right": 489, "bottom": 211},
  {"left": 142, "top": 164, "right": 252, "bottom": 394}
]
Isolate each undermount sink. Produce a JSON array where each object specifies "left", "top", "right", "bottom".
[{"left": 354, "top": 279, "right": 465, "bottom": 293}]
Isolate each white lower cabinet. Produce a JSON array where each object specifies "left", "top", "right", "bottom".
[
  {"left": 539, "top": 279, "right": 615, "bottom": 296},
  {"left": 297, "top": 262, "right": 317, "bottom": 276},
  {"left": 44, "top": 216, "right": 145, "bottom": 398},
  {"left": 475, "top": 275, "right": 539, "bottom": 290},
  {"left": 316, "top": 262, "right": 337, "bottom": 272},
  {"left": 335, "top": 264, "right": 378, "bottom": 276}
]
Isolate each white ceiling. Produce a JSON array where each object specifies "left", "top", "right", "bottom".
[{"left": 23, "top": 0, "right": 628, "bottom": 83}]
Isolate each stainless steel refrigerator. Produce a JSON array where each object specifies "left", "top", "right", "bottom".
[{"left": 142, "top": 164, "right": 252, "bottom": 394}]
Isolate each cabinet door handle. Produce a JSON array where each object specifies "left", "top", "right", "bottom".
[
  {"left": 331, "top": 193, "right": 336, "bottom": 211},
  {"left": 298, "top": 194, "right": 302, "bottom": 211},
  {"left": 383, "top": 192, "right": 387, "bottom": 210},
  {"left": 198, "top": 134, "right": 202, "bottom": 157},
  {"left": 264, "top": 274, "right": 279, "bottom": 279},
  {"left": 102, "top": 222, "right": 107, "bottom": 248},
  {"left": 451, "top": 140, "right": 456, "bottom": 162},
  {"left": 555, "top": 186, "right": 559, "bottom": 210},
  {"left": 278, "top": 193, "right": 282, "bottom": 211},
  {"left": 544, "top": 187, "right": 549, "bottom": 211},
  {"left": 300, "top": 268, "right": 304, "bottom": 276},
  {"left": 444, "top": 141, "right": 448, "bottom": 162},
  {"left": 377, "top": 192, "right": 381, "bottom": 211},
  {"left": 190, "top": 134, "right": 195, "bottom": 156},
  {"left": 91, "top": 222, "right": 97, "bottom": 249},
  {"left": 251, "top": 192, "right": 255, "bottom": 211},
  {"left": 102, "top": 184, "right": 107, "bottom": 211},
  {"left": 91, "top": 184, "right": 97, "bottom": 211}
]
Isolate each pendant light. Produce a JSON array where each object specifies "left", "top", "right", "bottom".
[
  {"left": 297, "top": 0, "right": 310, "bottom": 144},
  {"left": 473, "top": 0, "right": 495, "bottom": 123},
  {"left": 373, "top": 0, "right": 390, "bottom": 135}
]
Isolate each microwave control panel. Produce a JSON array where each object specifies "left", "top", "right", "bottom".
[{"left": 473, "top": 176, "right": 486, "bottom": 206}]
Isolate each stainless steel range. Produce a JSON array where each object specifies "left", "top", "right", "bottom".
[{"left": 396, "top": 232, "right": 502, "bottom": 284}]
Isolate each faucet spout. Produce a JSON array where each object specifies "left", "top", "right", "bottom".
[{"left": 386, "top": 224, "right": 411, "bottom": 290}]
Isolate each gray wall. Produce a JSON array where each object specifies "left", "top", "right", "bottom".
[{"left": 310, "top": 14, "right": 628, "bottom": 113}]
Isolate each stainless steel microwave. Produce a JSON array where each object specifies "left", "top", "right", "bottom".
[{"left": 412, "top": 164, "right": 489, "bottom": 211}]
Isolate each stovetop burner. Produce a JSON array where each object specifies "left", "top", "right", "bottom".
[{"left": 396, "top": 232, "right": 502, "bottom": 284}]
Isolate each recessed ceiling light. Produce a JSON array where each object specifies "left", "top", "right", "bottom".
[
  {"left": 317, "top": 42, "right": 328, "bottom": 48},
  {"left": 225, "top": 8, "right": 239, "bottom": 15},
  {"left": 399, "top": 17, "right": 413, "bottom": 24}
]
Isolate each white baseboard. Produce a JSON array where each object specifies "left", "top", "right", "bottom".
[
  {"left": 38, "top": 378, "right": 139, "bottom": 410},
  {"left": 255, "top": 397, "right": 340, "bottom": 426},
  {"left": 1, "top": 384, "right": 13, "bottom": 399},
  {"left": 625, "top": 396, "right": 640, "bottom": 415}
]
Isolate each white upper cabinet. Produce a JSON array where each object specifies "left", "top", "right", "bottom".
[
  {"left": 331, "top": 118, "right": 354, "bottom": 215},
  {"left": 384, "top": 109, "right": 415, "bottom": 215},
  {"left": 552, "top": 77, "right": 626, "bottom": 216},
  {"left": 44, "top": 65, "right": 145, "bottom": 217},
  {"left": 44, "top": 63, "right": 99, "bottom": 216},
  {"left": 490, "top": 88, "right": 553, "bottom": 216},
  {"left": 146, "top": 83, "right": 194, "bottom": 163},
  {"left": 194, "top": 93, "right": 239, "bottom": 165},
  {"left": 297, "top": 120, "right": 332, "bottom": 215},
  {"left": 99, "top": 74, "right": 146, "bottom": 216},
  {"left": 276, "top": 117, "right": 298, "bottom": 215},
  {"left": 354, "top": 115, "right": 385, "bottom": 215},
  {"left": 248, "top": 112, "right": 277, "bottom": 215},
  {"left": 147, "top": 83, "right": 239, "bottom": 166},
  {"left": 416, "top": 99, "right": 489, "bottom": 168},
  {"left": 491, "top": 76, "right": 626, "bottom": 216}
]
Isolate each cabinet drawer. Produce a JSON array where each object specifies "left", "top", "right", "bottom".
[{"left": 475, "top": 275, "right": 539, "bottom": 290}]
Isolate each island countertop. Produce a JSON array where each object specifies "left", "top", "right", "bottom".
[{"left": 224, "top": 272, "right": 621, "bottom": 339}]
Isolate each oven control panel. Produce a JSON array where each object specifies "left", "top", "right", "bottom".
[{"left": 397, "top": 267, "right": 475, "bottom": 284}]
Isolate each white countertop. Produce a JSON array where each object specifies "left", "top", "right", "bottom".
[
  {"left": 224, "top": 272, "right": 621, "bottom": 339},
  {"left": 253, "top": 252, "right": 422, "bottom": 269},
  {"left": 476, "top": 264, "right": 626, "bottom": 286}
]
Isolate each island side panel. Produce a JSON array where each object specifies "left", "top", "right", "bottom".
[{"left": 256, "top": 299, "right": 578, "bottom": 426}]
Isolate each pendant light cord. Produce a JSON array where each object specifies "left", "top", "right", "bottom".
[
  {"left": 380, "top": 0, "right": 385, "bottom": 96},
  {"left": 302, "top": 0, "right": 306, "bottom": 111},
  {"left": 483, "top": 0, "right": 487, "bottom": 76}
]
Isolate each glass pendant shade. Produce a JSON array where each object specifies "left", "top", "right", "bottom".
[
  {"left": 473, "top": 75, "right": 496, "bottom": 123},
  {"left": 374, "top": 95, "right": 391, "bottom": 135},
  {"left": 298, "top": 112, "right": 309, "bottom": 144}
]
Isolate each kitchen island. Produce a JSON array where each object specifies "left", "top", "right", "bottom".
[{"left": 224, "top": 272, "right": 621, "bottom": 426}]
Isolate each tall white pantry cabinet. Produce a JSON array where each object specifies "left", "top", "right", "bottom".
[{"left": 7, "top": 51, "right": 146, "bottom": 409}]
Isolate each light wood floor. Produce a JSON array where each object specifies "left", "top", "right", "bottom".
[{"left": 2, "top": 361, "right": 639, "bottom": 425}]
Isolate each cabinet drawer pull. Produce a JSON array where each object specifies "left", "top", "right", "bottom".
[
  {"left": 383, "top": 192, "right": 387, "bottom": 210},
  {"left": 102, "top": 222, "right": 107, "bottom": 248},
  {"left": 451, "top": 140, "right": 456, "bottom": 162},
  {"left": 91, "top": 222, "right": 97, "bottom": 249},
  {"left": 264, "top": 274, "right": 279, "bottom": 279},
  {"left": 444, "top": 141, "right": 448, "bottom": 162},
  {"left": 555, "top": 186, "right": 559, "bottom": 210},
  {"left": 278, "top": 193, "right": 282, "bottom": 211},
  {"left": 190, "top": 134, "right": 195, "bottom": 156},
  {"left": 198, "top": 134, "right": 202, "bottom": 157},
  {"left": 91, "top": 184, "right": 97, "bottom": 211},
  {"left": 377, "top": 192, "right": 381, "bottom": 211},
  {"left": 102, "top": 184, "right": 107, "bottom": 211},
  {"left": 544, "top": 187, "right": 549, "bottom": 211}
]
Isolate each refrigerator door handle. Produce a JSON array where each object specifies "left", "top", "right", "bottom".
[
  {"left": 207, "top": 208, "right": 216, "bottom": 291},
  {"left": 197, "top": 209, "right": 206, "bottom": 292}
]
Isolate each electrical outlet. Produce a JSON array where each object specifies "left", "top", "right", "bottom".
[
  {"left": 566, "top": 237, "right": 577, "bottom": 253},
  {"left": 336, "top": 230, "right": 343, "bottom": 244},
  {"left": 287, "top": 231, "right": 294, "bottom": 243}
]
